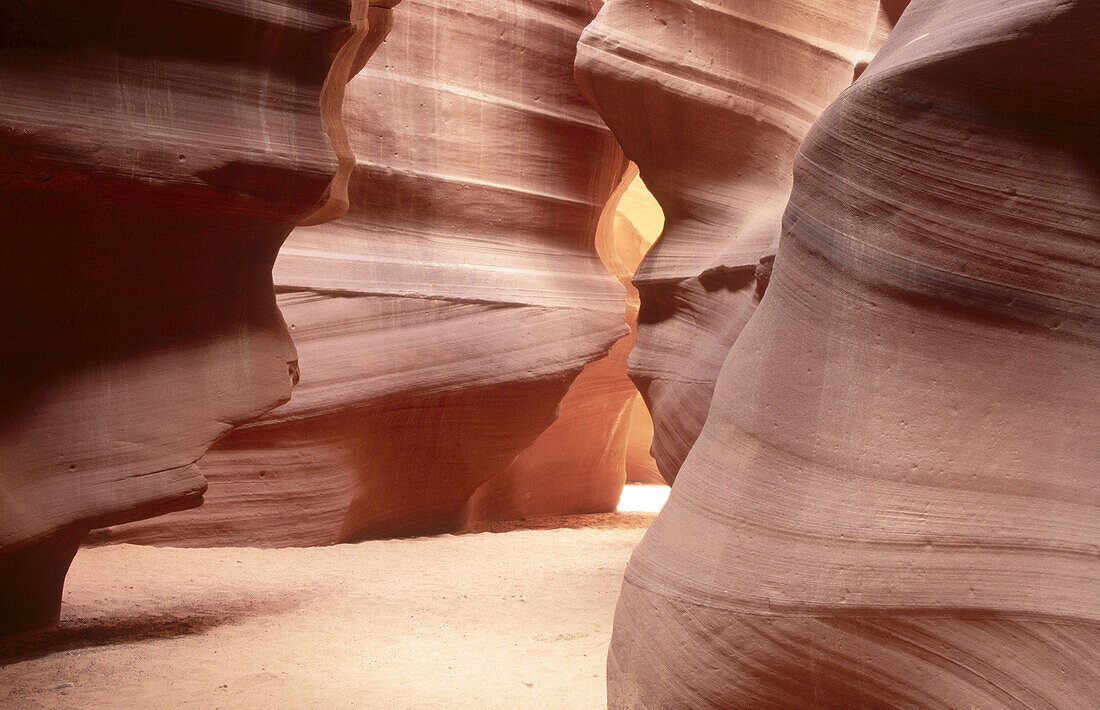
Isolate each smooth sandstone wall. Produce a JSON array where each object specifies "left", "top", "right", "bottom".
[{"left": 605, "top": 0, "right": 1100, "bottom": 705}]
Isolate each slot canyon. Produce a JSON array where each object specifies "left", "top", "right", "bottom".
[{"left": 1, "top": 0, "right": 1096, "bottom": 708}]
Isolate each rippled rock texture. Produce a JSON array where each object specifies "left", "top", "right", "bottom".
[
  {"left": 100, "top": 0, "right": 637, "bottom": 546},
  {"left": 0, "top": 0, "right": 384, "bottom": 634},
  {"left": 576, "top": 0, "right": 883, "bottom": 482},
  {"left": 607, "top": 0, "right": 1100, "bottom": 706}
]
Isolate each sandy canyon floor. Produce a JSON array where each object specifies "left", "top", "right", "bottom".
[{"left": 0, "top": 509, "right": 659, "bottom": 709}]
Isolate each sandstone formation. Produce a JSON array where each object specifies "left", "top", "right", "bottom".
[
  {"left": 463, "top": 164, "right": 664, "bottom": 520},
  {"left": 607, "top": 0, "right": 1100, "bottom": 706},
  {"left": 613, "top": 171, "right": 666, "bottom": 486},
  {"left": 99, "top": 0, "right": 638, "bottom": 546},
  {"left": 576, "top": 0, "right": 885, "bottom": 482},
  {"left": 0, "top": 0, "right": 388, "bottom": 634}
]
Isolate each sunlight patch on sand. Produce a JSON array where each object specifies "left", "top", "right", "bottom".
[{"left": 616, "top": 484, "right": 670, "bottom": 513}]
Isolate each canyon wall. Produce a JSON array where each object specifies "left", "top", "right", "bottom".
[
  {"left": 0, "top": 0, "right": 386, "bottom": 634},
  {"left": 99, "top": 0, "right": 638, "bottom": 546},
  {"left": 606, "top": 0, "right": 1100, "bottom": 706},
  {"left": 576, "top": 0, "right": 884, "bottom": 482}
]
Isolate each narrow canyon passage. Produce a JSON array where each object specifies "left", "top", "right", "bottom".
[{"left": 2, "top": 0, "right": 1094, "bottom": 706}]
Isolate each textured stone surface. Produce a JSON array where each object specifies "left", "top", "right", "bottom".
[
  {"left": 576, "top": 0, "right": 883, "bottom": 482},
  {"left": 607, "top": 0, "right": 1100, "bottom": 705},
  {"left": 99, "top": 0, "right": 637, "bottom": 546},
  {"left": 0, "top": 0, "right": 383, "bottom": 634}
]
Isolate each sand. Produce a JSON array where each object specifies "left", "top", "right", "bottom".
[{"left": 0, "top": 513, "right": 653, "bottom": 709}]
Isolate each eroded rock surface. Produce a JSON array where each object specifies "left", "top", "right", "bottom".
[
  {"left": 100, "top": 0, "right": 635, "bottom": 546},
  {"left": 0, "top": 0, "right": 383, "bottom": 633},
  {"left": 576, "top": 0, "right": 883, "bottom": 482},
  {"left": 607, "top": 0, "right": 1100, "bottom": 706}
]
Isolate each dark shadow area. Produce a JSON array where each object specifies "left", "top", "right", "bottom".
[{"left": 0, "top": 593, "right": 305, "bottom": 666}]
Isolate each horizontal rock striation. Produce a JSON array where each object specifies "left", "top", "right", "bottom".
[
  {"left": 0, "top": 0, "right": 379, "bottom": 633},
  {"left": 608, "top": 0, "right": 1100, "bottom": 706},
  {"left": 100, "top": 0, "right": 635, "bottom": 546}
]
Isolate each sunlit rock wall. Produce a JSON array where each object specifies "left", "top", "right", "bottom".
[
  {"left": 0, "top": 0, "right": 382, "bottom": 633},
  {"left": 100, "top": 0, "right": 635, "bottom": 546},
  {"left": 614, "top": 173, "right": 665, "bottom": 486},
  {"left": 463, "top": 163, "right": 665, "bottom": 521},
  {"left": 607, "top": 0, "right": 1100, "bottom": 706}
]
